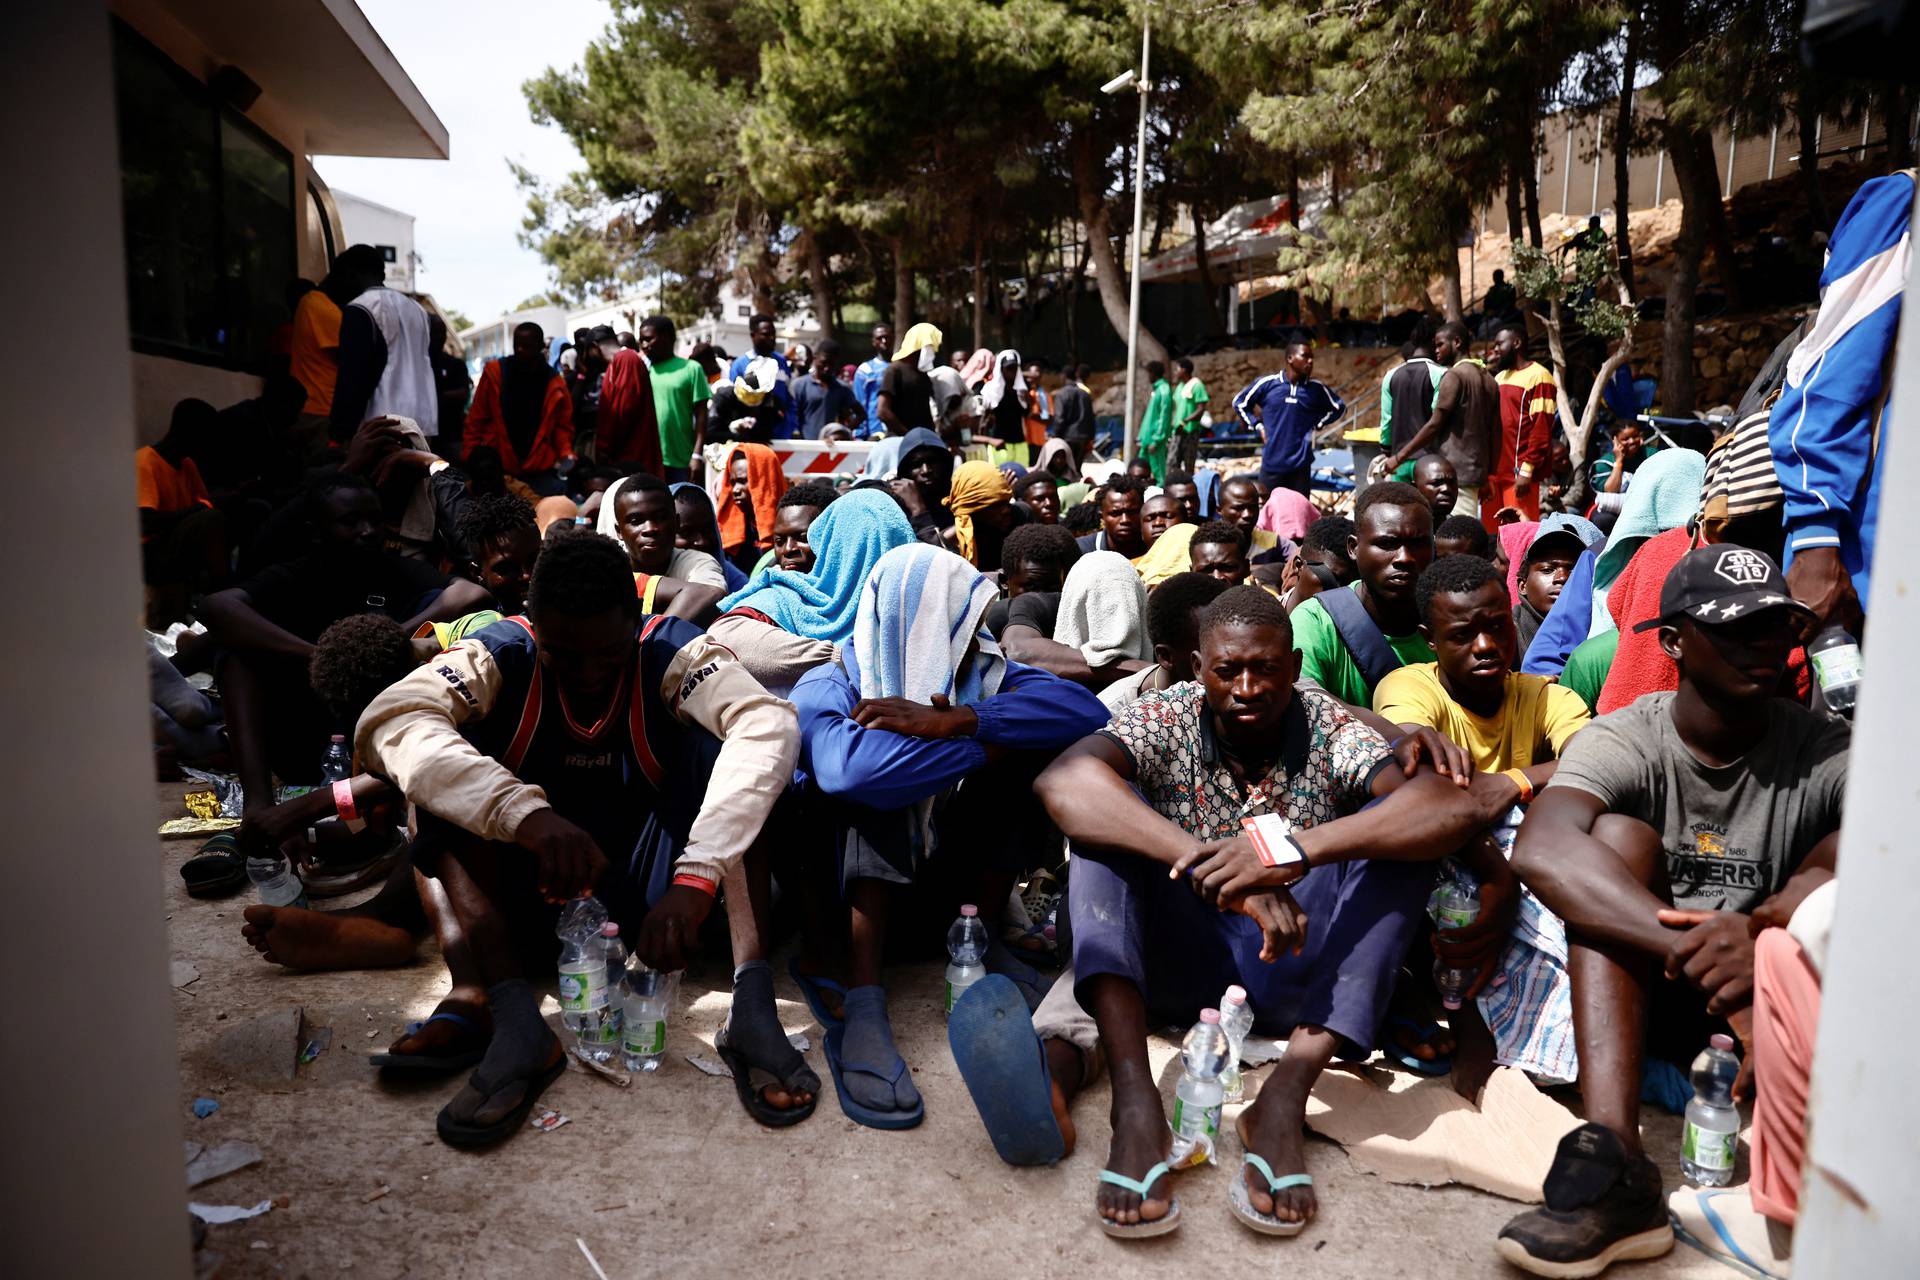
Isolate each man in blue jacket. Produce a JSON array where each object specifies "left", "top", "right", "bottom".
[
  {"left": 792, "top": 543, "right": 1109, "bottom": 1129},
  {"left": 728, "top": 313, "right": 798, "bottom": 438},
  {"left": 1233, "top": 339, "right": 1347, "bottom": 496},
  {"left": 1769, "top": 169, "right": 1913, "bottom": 628}
]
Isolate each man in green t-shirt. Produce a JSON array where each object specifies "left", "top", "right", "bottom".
[
  {"left": 1289, "top": 482, "right": 1436, "bottom": 706},
  {"left": 1136, "top": 360, "right": 1175, "bottom": 484},
  {"left": 641, "top": 315, "right": 713, "bottom": 483},
  {"left": 1171, "top": 356, "right": 1209, "bottom": 475}
]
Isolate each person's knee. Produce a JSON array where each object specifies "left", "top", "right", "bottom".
[{"left": 1592, "top": 814, "right": 1665, "bottom": 888}]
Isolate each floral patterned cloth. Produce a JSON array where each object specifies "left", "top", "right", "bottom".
[{"left": 1099, "top": 683, "right": 1393, "bottom": 838}]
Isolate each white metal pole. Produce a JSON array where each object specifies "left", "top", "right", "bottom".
[{"left": 1122, "top": 7, "right": 1151, "bottom": 463}]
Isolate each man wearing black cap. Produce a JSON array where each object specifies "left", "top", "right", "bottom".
[{"left": 1495, "top": 545, "right": 1848, "bottom": 1278}]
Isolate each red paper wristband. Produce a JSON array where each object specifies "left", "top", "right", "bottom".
[
  {"left": 332, "top": 779, "right": 359, "bottom": 823},
  {"left": 672, "top": 873, "right": 718, "bottom": 897}
]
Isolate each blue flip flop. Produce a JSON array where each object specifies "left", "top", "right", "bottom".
[
  {"left": 948, "top": 975, "right": 1065, "bottom": 1166},
  {"left": 1096, "top": 1161, "right": 1181, "bottom": 1238},
  {"left": 787, "top": 956, "right": 848, "bottom": 1030},
  {"left": 1230, "top": 1154, "right": 1312, "bottom": 1236},
  {"left": 1381, "top": 1016, "right": 1453, "bottom": 1076},
  {"left": 822, "top": 1021, "right": 924, "bottom": 1130}
]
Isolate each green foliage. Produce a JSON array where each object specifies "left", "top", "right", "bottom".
[{"left": 1512, "top": 240, "right": 1634, "bottom": 342}]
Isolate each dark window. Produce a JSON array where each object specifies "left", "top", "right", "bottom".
[{"left": 113, "top": 22, "right": 294, "bottom": 370}]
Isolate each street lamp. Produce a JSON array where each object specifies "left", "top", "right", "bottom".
[{"left": 1102, "top": 7, "right": 1152, "bottom": 463}]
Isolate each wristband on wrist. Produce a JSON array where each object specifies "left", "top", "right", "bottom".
[
  {"left": 671, "top": 873, "right": 719, "bottom": 898},
  {"left": 1502, "top": 767, "right": 1535, "bottom": 803},
  {"left": 1241, "top": 814, "right": 1307, "bottom": 870},
  {"left": 332, "top": 779, "right": 359, "bottom": 822}
]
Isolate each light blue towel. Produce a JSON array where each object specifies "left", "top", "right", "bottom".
[
  {"left": 717, "top": 490, "right": 916, "bottom": 645},
  {"left": 848, "top": 543, "right": 1005, "bottom": 705}
]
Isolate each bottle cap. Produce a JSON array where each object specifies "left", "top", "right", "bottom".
[
  {"left": 602, "top": 923, "right": 620, "bottom": 936},
  {"left": 1709, "top": 1033, "right": 1734, "bottom": 1052},
  {"left": 959, "top": 904, "right": 978, "bottom": 917},
  {"left": 1224, "top": 985, "right": 1247, "bottom": 1004},
  {"left": 1200, "top": 1008, "right": 1220, "bottom": 1024},
  {"left": 331, "top": 734, "right": 347, "bottom": 743}
]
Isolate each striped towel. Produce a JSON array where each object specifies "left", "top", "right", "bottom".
[
  {"left": 848, "top": 542, "right": 1006, "bottom": 706},
  {"left": 1698, "top": 409, "right": 1784, "bottom": 543}
]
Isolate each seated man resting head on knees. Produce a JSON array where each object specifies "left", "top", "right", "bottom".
[
  {"left": 357, "top": 532, "right": 808, "bottom": 1145},
  {"left": 1496, "top": 546, "right": 1845, "bottom": 1278}
]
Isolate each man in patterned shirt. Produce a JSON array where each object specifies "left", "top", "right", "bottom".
[{"left": 1033, "top": 586, "right": 1505, "bottom": 1237}]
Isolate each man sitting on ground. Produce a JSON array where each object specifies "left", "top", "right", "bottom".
[
  {"left": 1077, "top": 475, "right": 1148, "bottom": 558},
  {"left": 1434, "top": 514, "right": 1492, "bottom": 562},
  {"left": 1020, "top": 587, "right": 1498, "bottom": 1235},
  {"left": 1496, "top": 546, "right": 1846, "bottom": 1277},
  {"left": 1188, "top": 521, "right": 1252, "bottom": 585},
  {"left": 357, "top": 533, "right": 810, "bottom": 1143},
  {"left": 1287, "top": 483, "right": 1436, "bottom": 707},
  {"left": 453, "top": 494, "right": 541, "bottom": 616},
  {"left": 791, "top": 543, "right": 1109, "bottom": 1129},
  {"left": 600, "top": 473, "right": 729, "bottom": 621},
  {"left": 1012, "top": 469, "right": 1063, "bottom": 525},
  {"left": 765, "top": 481, "right": 839, "bottom": 576},
  {"left": 1096, "top": 572, "right": 1231, "bottom": 712},
  {"left": 1217, "top": 474, "right": 1285, "bottom": 562},
  {"left": 1265, "top": 515, "right": 1358, "bottom": 611}
]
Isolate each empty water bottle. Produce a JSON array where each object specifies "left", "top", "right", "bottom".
[
  {"left": 1808, "top": 625, "right": 1862, "bottom": 717},
  {"left": 1681, "top": 1033, "right": 1741, "bottom": 1186},
  {"left": 556, "top": 898, "right": 616, "bottom": 1054},
  {"left": 1170, "top": 1010, "right": 1229, "bottom": 1166},
  {"left": 319, "top": 734, "right": 352, "bottom": 784},
  {"left": 621, "top": 956, "right": 671, "bottom": 1073},
  {"left": 579, "top": 923, "right": 626, "bottom": 1063},
  {"left": 1219, "top": 985, "right": 1255, "bottom": 1103},
  {"left": 246, "top": 851, "right": 308, "bottom": 910},
  {"left": 1429, "top": 869, "right": 1479, "bottom": 1009},
  {"left": 944, "top": 905, "right": 988, "bottom": 1015}
]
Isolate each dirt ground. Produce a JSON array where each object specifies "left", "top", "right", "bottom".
[{"left": 160, "top": 783, "right": 1731, "bottom": 1279}]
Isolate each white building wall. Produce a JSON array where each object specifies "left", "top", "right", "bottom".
[{"left": 331, "top": 187, "right": 417, "bottom": 292}]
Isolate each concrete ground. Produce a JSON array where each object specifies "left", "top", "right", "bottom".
[{"left": 160, "top": 783, "right": 1733, "bottom": 1279}]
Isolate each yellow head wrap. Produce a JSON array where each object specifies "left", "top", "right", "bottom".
[{"left": 944, "top": 460, "right": 1014, "bottom": 567}]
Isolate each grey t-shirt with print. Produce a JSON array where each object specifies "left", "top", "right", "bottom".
[{"left": 1545, "top": 691, "right": 1848, "bottom": 913}]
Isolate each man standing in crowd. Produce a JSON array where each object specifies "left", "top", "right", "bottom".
[
  {"left": 428, "top": 314, "right": 471, "bottom": 460},
  {"left": 1387, "top": 322, "right": 1499, "bottom": 518},
  {"left": 878, "top": 323, "right": 942, "bottom": 436},
  {"left": 463, "top": 322, "right": 575, "bottom": 496},
  {"left": 330, "top": 251, "right": 439, "bottom": 447},
  {"left": 640, "top": 315, "right": 711, "bottom": 484},
  {"left": 1053, "top": 365, "right": 1097, "bottom": 461},
  {"left": 1377, "top": 320, "right": 1445, "bottom": 482},
  {"left": 1234, "top": 339, "right": 1346, "bottom": 496},
  {"left": 592, "top": 325, "right": 662, "bottom": 475},
  {"left": 729, "top": 314, "right": 797, "bottom": 438},
  {"left": 851, "top": 324, "right": 894, "bottom": 437},
  {"left": 1172, "top": 357, "right": 1209, "bottom": 477},
  {"left": 290, "top": 245, "right": 386, "bottom": 466},
  {"left": 1489, "top": 323, "right": 1557, "bottom": 526},
  {"left": 791, "top": 340, "right": 859, "bottom": 439}
]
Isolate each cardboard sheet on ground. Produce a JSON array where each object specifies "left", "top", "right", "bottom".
[{"left": 1302, "top": 1065, "right": 1578, "bottom": 1202}]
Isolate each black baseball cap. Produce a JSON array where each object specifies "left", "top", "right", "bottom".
[{"left": 1632, "top": 545, "right": 1816, "bottom": 632}]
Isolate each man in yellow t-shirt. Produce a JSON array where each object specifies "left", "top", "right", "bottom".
[{"left": 1373, "top": 552, "right": 1591, "bottom": 1090}]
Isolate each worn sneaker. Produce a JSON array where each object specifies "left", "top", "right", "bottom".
[{"left": 1496, "top": 1122, "right": 1675, "bottom": 1278}]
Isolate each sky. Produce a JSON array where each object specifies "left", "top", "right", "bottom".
[{"left": 312, "top": 0, "right": 609, "bottom": 327}]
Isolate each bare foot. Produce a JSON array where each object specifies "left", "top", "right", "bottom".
[
  {"left": 241, "top": 904, "right": 415, "bottom": 971},
  {"left": 1238, "top": 1078, "right": 1318, "bottom": 1226},
  {"left": 1043, "top": 1039, "right": 1082, "bottom": 1159},
  {"left": 387, "top": 993, "right": 490, "bottom": 1058},
  {"left": 1096, "top": 1081, "right": 1173, "bottom": 1227}
]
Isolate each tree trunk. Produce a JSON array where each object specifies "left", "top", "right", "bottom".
[
  {"left": 1440, "top": 239, "right": 1465, "bottom": 323},
  {"left": 1521, "top": 150, "right": 1544, "bottom": 248},
  {"left": 1504, "top": 150, "right": 1525, "bottom": 246},
  {"left": 1690, "top": 129, "right": 1744, "bottom": 309},
  {"left": 1882, "top": 82, "right": 1916, "bottom": 171},
  {"left": 1066, "top": 237, "right": 1088, "bottom": 367},
  {"left": 1071, "top": 130, "right": 1168, "bottom": 374},
  {"left": 1662, "top": 125, "right": 1712, "bottom": 415},
  {"left": 799, "top": 225, "right": 835, "bottom": 344},
  {"left": 1796, "top": 87, "right": 1831, "bottom": 235},
  {"left": 890, "top": 237, "right": 913, "bottom": 335},
  {"left": 1613, "top": 6, "right": 1640, "bottom": 300},
  {"left": 1193, "top": 207, "right": 1225, "bottom": 336}
]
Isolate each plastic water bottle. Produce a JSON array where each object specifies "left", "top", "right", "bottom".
[
  {"left": 576, "top": 922, "right": 626, "bottom": 1063},
  {"left": 556, "top": 898, "right": 615, "bottom": 1054},
  {"left": 1219, "top": 985, "right": 1255, "bottom": 1103},
  {"left": 1808, "top": 625, "right": 1862, "bottom": 717},
  {"left": 1428, "top": 870, "right": 1479, "bottom": 1009},
  {"left": 621, "top": 957, "right": 671, "bottom": 1073},
  {"left": 1681, "top": 1033, "right": 1742, "bottom": 1186},
  {"left": 1170, "top": 1010, "right": 1229, "bottom": 1165},
  {"left": 246, "top": 851, "right": 308, "bottom": 910},
  {"left": 319, "top": 734, "right": 352, "bottom": 784},
  {"left": 944, "top": 905, "right": 988, "bottom": 1015}
]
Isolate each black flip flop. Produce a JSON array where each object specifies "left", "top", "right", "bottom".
[
  {"left": 435, "top": 1050, "right": 567, "bottom": 1149},
  {"left": 180, "top": 835, "right": 247, "bottom": 899},
  {"left": 369, "top": 1010, "right": 489, "bottom": 1073},
  {"left": 714, "top": 1027, "right": 818, "bottom": 1129}
]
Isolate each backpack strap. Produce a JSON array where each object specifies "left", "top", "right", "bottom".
[{"left": 1315, "top": 585, "right": 1404, "bottom": 693}]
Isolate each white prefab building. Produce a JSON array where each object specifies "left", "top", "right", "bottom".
[{"left": 331, "top": 188, "right": 417, "bottom": 292}]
